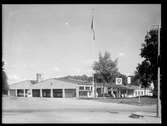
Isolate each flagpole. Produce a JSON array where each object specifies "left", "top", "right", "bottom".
[{"left": 91, "top": 8, "right": 96, "bottom": 98}]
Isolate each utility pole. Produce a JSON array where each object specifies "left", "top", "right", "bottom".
[
  {"left": 157, "top": 24, "right": 161, "bottom": 118},
  {"left": 152, "top": 24, "right": 161, "bottom": 118}
]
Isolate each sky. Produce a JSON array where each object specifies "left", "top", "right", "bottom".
[{"left": 2, "top": 4, "right": 161, "bottom": 84}]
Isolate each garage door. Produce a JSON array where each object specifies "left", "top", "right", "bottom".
[
  {"left": 17, "top": 89, "right": 24, "bottom": 97},
  {"left": 53, "top": 89, "right": 62, "bottom": 98},
  {"left": 32, "top": 89, "right": 40, "bottom": 97},
  {"left": 9, "top": 89, "right": 16, "bottom": 96},
  {"left": 42, "top": 89, "right": 51, "bottom": 97},
  {"left": 65, "top": 89, "right": 76, "bottom": 98}
]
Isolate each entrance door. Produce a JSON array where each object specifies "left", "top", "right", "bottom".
[{"left": 97, "top": 88, "right": 102, "bottom": 97}]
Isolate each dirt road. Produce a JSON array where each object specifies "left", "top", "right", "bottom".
[{"left": 2, "top": 96, "right": 161, "bottom": 123}]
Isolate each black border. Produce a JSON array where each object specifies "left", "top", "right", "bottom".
[
  {"left": 0, "top": 0, "right": 164, "bottom": 4},
  {"left": 1, "top": 0, "right": 166, "bottom": 125}
]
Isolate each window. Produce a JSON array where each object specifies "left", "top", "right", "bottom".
[
  {"left": 79, "top": 91, "right": 87, "bottom": 96},
  {"left": 79, "top": 86, "right": 84, "bottom": 90},
  {"left": 86, "top": 87, "right": 90, "bottom": 90}
]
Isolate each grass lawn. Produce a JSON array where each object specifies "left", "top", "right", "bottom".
[{"left": 79, "top": 96, "right": 157, "bottom": 106}]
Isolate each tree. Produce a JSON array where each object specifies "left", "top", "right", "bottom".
[
  {"left": 93, "top": 51, "right": 118, "bottom": 96},
  {"left": 135, "top": 29, "right": 161, "bottom": 96},
  {"left": 131, "top": 72, "right": 141, "bottom": 86},
  {"left": 2, "top": 61, "right": 9, "bottom": 95},
  {"left": 134, "top": 61, "right": 152, "bottom": 88}
]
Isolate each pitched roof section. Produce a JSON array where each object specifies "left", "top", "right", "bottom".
[
  {"left": 30, "top": 78, "right": 77, "bottom": 89},
  {"left": 57, "top": 78, "right": 92, "bottom": 85},
  {"left": 9, "top": 77, "right": 140, "bottom": 90},
  {"left": 9, "top": 79, "right": 78, "bottom": 89},
  {"left": 9, "top": 80, "right": 34, "bottom": 89}
]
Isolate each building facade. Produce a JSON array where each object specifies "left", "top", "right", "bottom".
[
  {"left": 8, "top": 74, "right": 153, "bottom": 98},
  {"left": 8, "top": 74, "right": 95, "bottom": 98},
  {"left": 95, "top": 83, "right": 153, "bottom": 98},
  {"left": 8, "top": 79, "right": 78, "bottom": 98}
]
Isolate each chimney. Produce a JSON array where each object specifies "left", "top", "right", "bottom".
[{"left": 36, "top": 73, "right": 42, "bottom": 83}]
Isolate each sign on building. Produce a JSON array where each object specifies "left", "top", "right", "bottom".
[
  {"left": 127, "top": 76, "right": 131, "bottom": 84},
  {"left": 116, "top": 78, "right": 122, "bottom": 85}
]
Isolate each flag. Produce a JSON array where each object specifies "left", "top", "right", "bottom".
[{"left": 91, "top": 16, "right": 95, "bottom": 40}]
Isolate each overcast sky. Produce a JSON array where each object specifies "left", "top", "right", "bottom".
[{"left": 2, "top": 4, "right": 161, "bottom": 84}]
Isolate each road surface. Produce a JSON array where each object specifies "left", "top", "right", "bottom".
[{"left": 2, "top": 96, "right": 161, "bottom": 123}]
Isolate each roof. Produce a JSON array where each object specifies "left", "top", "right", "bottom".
[
  {"left": 9, "top": 78, "right": 78, "bottom": 89},
  {"left": 9, "top": 80, "right": 33, "bottom": 89},
  {"left": 95, "top": 83, "right": 140, "bottom": 90},
  {"left": 57, "top": 78, "right": 92, "bottom": 85},
  {"left": 31, "top": 79, "right": 77, "bottom": 89},
  {"left": 110, "top": 84, "right": 129, "bottom": 89}
]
